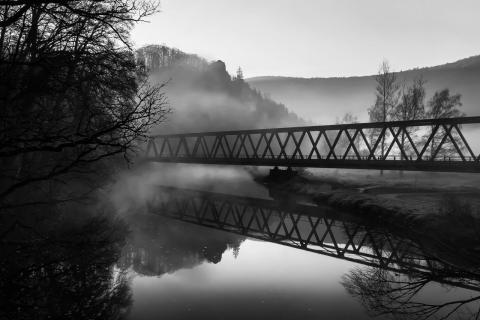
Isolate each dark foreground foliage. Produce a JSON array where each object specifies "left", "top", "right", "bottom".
[
  {"left": 0, "top": 205, "right": 131, "bottom": 320},
  {"left": 0, "top": 0, "right": 169, "bottom": 208}
]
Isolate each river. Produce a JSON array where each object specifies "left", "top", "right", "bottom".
[{"left": 1, "top": 163, "right": 479, "bottom": 320}]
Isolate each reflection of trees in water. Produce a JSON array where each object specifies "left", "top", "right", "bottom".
[
  {"left": 0, "top": 209, "right": 131, "bottom": 320},
  {"left": 340, "top": 199, "right": 480, "bottom": 320},
  {"left": 118, "top": 213, "right": 244, "bottom": 276},
  {"left": 337, "top": 194, "right": 480, "bottom": 275},
  {"left": 343, "top": 267, "right": 480, "bottom": 320},
  {"left": 134, "top": 187, "right": 480, "bottom": 319}
]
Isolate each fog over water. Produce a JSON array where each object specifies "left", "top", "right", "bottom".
[
  {"left": 109, "top": 164, "right": 271, "bottom": 215},
  {"left": 101, "top": 163, "right": 480, "bottom": 320},
  {"left": 2, "top": 1, "right": 480, "bottom": 319}
]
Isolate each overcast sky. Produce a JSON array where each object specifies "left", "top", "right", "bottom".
[{"left": 131, "top": 0, "right": 480, "bottom": 78}]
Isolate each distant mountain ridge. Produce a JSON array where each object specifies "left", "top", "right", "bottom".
[
  {"left": 248, "top": 55, "right": 480, "bottom": 81},
  {"left": 420, "top": 55, "right": 480, "bottom": 72},
  {"left": 247, "top": 55, "right": 480, "bottom": 125}
]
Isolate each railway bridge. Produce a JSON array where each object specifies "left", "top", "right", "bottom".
[{"left": 145, "top": 117, "right": 480, "bottom": 172}]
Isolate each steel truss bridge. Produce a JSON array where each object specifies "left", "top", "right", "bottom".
[
  {"left": 150, "top": 187, "right": 480, "bottom": 291},
  {"left": 145, "top": 117, "right": 480, "bottom": 172}
]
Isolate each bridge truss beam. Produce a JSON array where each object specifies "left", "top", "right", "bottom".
[{"left": 145, "top": 117, "right": 480, "bottom": 172}]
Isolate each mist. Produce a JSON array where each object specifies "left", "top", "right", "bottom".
[
  {"left": 248, "top": 55, "right": 480, "bottom": 125},
  {"left": 105, "top": 45, "right": 308, "bottom": 213},
  {"left": 4, "top": 2, "right": 480, "bottom": 320},
  {"left": 137, "top": 45, "right": 306, "bottom": 135},
  {"left": 108, "top": 163, "right": 270, "bottom": 217}
]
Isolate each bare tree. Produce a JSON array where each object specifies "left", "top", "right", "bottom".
[
  {"left": 368, "top": 60, "right": 400, "bottom": 159},
  {"left": 343, "top": 267, "right": 480, "bottom": 320},
  {"left": 0, "top": 0, "right": 169, "bottom": 207},
  {"left": 393, "top": 76, "right": 426, "bottom": 158},
  {"left": 425, "top": 89, "right": 464, "bottom": 159}
]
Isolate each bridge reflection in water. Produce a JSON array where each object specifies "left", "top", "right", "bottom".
[{"left": 149, "top": 187, "right": 480, "bottom": 292}]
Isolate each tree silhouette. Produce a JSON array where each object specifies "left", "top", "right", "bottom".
[
  {"left": 0, "top": 210, "right": 131, "bottom": 320},
  {"left": 235, "top": 66, "right": 244, "bottom": 80},
  {"left": 343, "top": 267, "right": 480, "bottom": 320},
  {"left": 426, "top": 89, "right": 464, "bottom": 159},
  {"left": 342, "top": 196, "right": 480, "bottom": 320},
  {"left": 368, "top": 60, "right": 400, "bottom": 158},
  {"left": 0, "top": 0, "right": 169, "bottom": 206},
  {"left": 393, "top": 76, "right": 426, "bottom": 158}
]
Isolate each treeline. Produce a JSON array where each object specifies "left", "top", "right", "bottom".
[
  {"left": 338, "top": 60, "right": 466, "bottom": 160},
  {"left": 368, "top": 61, "right": 464, "bottom": 159},
  {"left": 136, "top": 44, "right": 208, "bottom": 71},
  {"left": 368, "top": 61, "right": 463, "bottom": 124}
]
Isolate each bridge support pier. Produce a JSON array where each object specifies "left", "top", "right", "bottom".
[{"left": 268, "top": 166, "right": 297, "bottom": 182}]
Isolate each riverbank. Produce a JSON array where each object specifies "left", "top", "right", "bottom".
[
  {"left": 252, "top": 168, "right": 480, "bottom": 274},
  {"left": 255, "top": 169, "right": 480, "bottom": 218}
]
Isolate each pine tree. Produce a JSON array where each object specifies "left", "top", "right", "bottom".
[{"left": 236, "top": 67, "right": 244, "bottom": 80}]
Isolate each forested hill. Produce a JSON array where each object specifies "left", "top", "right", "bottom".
[
  {"left": 136, "top": 45, "right": 305, "bottom": 134},
  {"left": 136, "top": 45, "right": 208, "bottom": 71},
  {"left": 247, "top": 55, "right": 480, "bottom": 125}
]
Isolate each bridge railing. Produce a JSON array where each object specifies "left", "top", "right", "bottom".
[{"left": 145, "top": 116, "right": 480, "bottom": 171}]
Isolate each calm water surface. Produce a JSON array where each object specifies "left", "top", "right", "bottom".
[
  {"left": 124, "top": 219, "right": 369, "bottom": 320},
  {"left": 118, "top": 165, "right": 480, "bottom": 320},
  {"left": 2, "top": 165, "right": 480, "bottom": 320}
]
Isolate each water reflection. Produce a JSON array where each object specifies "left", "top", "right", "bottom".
[
  {"left": 3, "top": 187, "right": 480, "bottom": 320},
  {"left": 118, "top": 213, "right": 243, "bottom": 276},
  {"left": 0, "top": 209, "right": 131, "bottom": 320},
  {"left": 148, "top": 187, "right": 480, "bottom": 282},
  {"left": 145, "top": 186, "right": 480, "bottom": 319},
  {"left": 343, "top": 267, "right": 480, "bottom": 320}
]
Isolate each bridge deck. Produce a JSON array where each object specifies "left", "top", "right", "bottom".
[{"left": 147, "top": 156, "right": 480, "bottom": 172}]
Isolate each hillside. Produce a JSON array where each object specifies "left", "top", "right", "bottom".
[
  {"left": 247, "top": 55, "right": 480, "bottom": 125},
  {"left": 136, "top": 45, "right": 305, "bottom": 134}
]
